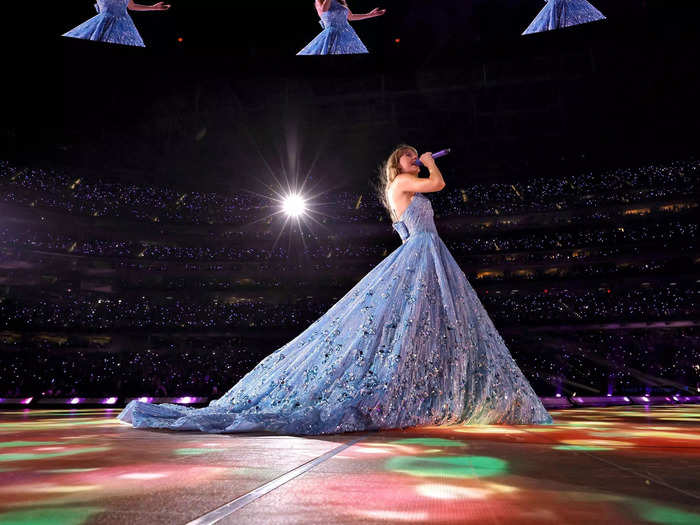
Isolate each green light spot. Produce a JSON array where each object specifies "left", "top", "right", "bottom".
[
  {"left": 0, "top": 441, "right": 64, "bottom": 449},
  {"left": 386, "top": 455, "right": 507, "bottom": 479},
  {"left": 0, "top": 447, "right": 109, "bottom": 463},
  {"left": 174, "top": 448, "right": 225, "bottom": 456},
  {"left": 0, "top": 507, "right": 102, "bottom": 525},
  {"left": 553, "top": 445, "right": 614, "bottom": 451},
  {"left": 634, "top": 501, "right": 700, "bottom": 525},
  {"left": 390, "top": 438, "right": 466, "bottom": 447}
]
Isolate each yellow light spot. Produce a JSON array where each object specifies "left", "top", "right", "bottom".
[
  {"left": 355, "top": 448, "right": 391, "bottom": 454},
  {"left": 484, "top": 482, "right": 519, "bottom": 494},
  {"left": 560, "top": 439, "right": 634, "bottom": 447},
  {"left": 358, "top": 510, "right": 430, "bottom": 521},
  {"left": 416, "top": 483, "right": 490, "bottom": 500},
  {"left": 12, "top": 484, "right": 101, "bottom": 494},
  {"left": 454, "top": 426, "right": 526, "bottom": 434},
  {"left": 631, "top": 431, "right": 700, "bottom": 440},
  {"left": 119, "top": 473, "right": 168, "bottom": 480}
]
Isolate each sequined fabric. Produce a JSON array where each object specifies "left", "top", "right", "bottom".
[
  {"left": 118, "top": 192, "right": 552, "bottom": 434},
  {"left": 63, "top": 0, "right": 146, "bottom": 47},
  {"left": 297, "top": 0, "right": 369, "bottom": 55},
  {"left": 523, "top": 0, "right": 606, "bottom": 35}
]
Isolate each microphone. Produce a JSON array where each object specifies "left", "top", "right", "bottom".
[{"left": 415, "top": 148, "right": 451, "bottom": 167}]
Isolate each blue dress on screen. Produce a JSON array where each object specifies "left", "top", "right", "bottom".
[
  {"left": 297, "top": 0, "right": 369, "bottom": 55},
  {"left": 523, "top": 0, "right": 606, "bottom": 35},
  {"left": 63, "top": 0, "right": 146, "bottom": 47},
  {"left": 118, "top": 193, "right": 552, "bottom": 434}
]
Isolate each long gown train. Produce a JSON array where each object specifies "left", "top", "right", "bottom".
[
  {"left": 63, "top": 0, "right": 146, "bottom": 47},
  {"left": 118, "top": 193, "right": 552, "bottom": 435},
  {"left": 523, "top": 0, "right": 606, "bottom": 35}
]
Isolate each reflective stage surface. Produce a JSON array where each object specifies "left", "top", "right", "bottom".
[{"left": 0, "top": 406, "right": 698, "bottom": 524}]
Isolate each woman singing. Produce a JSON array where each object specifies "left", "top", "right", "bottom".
[{"left": 118, "top": 146, "right": 552, "bottom": 434}]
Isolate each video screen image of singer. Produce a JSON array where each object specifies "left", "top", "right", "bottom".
[{"left": 58, "top": 1, "right": 612, "bottom": 57}]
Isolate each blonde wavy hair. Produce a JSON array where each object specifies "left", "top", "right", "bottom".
[{"left": 374, "top": 145, "right": 418, "bottom": 223}]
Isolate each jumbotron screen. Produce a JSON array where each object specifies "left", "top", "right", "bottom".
[{"left": 58, "top": 0, "right": 613, "bottom": 57}]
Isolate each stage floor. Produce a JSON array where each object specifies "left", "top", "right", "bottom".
[{"left": 0, "top": 406, "right": 698, "bottom": 525}]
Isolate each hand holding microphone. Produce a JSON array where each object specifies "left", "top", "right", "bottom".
[{"left": 415, "top": 148, "right": 451, "bottom": 167}]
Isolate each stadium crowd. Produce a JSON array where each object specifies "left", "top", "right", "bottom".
[
  {"left": 1, "top": 283, "right": 695, "bottom": 331},
  {"left": 2, "top": 328, "right": 697, "bottom": 398},
  {"left": 0, "top": 219, "right": 695, "bottom": 261},
  {"left": 1, "top": 159, "right": 696, "bottom": 224}
]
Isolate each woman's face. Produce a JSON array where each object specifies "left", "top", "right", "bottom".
[{"left": 398, "top": 149, "right": 419, "bottom": 175}]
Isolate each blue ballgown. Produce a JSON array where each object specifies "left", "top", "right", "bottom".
[
  {"left": 118, "top": 193, "right": 552, "bottom": 435},
  {"left": 523, "top": 0, "right": 606, "bottom": 35},
  {"left": 297, "top": 0, "right": 369, "bottom": 55},
  {"left": 63, "top": 0, "right": 146, "bottom": 47}
]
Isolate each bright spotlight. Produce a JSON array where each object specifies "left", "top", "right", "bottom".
[{"left": 282, "top": 194, "right": 307, "bottom": 218}]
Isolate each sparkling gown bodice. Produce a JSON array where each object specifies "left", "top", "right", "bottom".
[
  {"left": 391, "top": 193, "right": 438, "bottom": 244},
  {"left": 96, "top": 0, "right": 129, "bottom": 16},
  {"left": 320, "top": 0, "right": 350, "bottom": 29}
]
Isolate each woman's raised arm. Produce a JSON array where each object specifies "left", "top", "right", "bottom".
[
  {"left": 395, "top": 155, "right": 446, "bottom": 195},
  {"left": 347, "top": 7, "right": 386, "bottom": 21},
  {"left": 128, "top": 1, "right": 171, "bottom": 11}
]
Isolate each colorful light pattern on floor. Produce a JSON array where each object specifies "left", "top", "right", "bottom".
[{"left": 0, "top": 406, "right": 697, "bottom": 524}]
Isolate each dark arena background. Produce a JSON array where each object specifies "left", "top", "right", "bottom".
[{"left": 1, "top": 1, "right": 699, "bottom": 524}]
